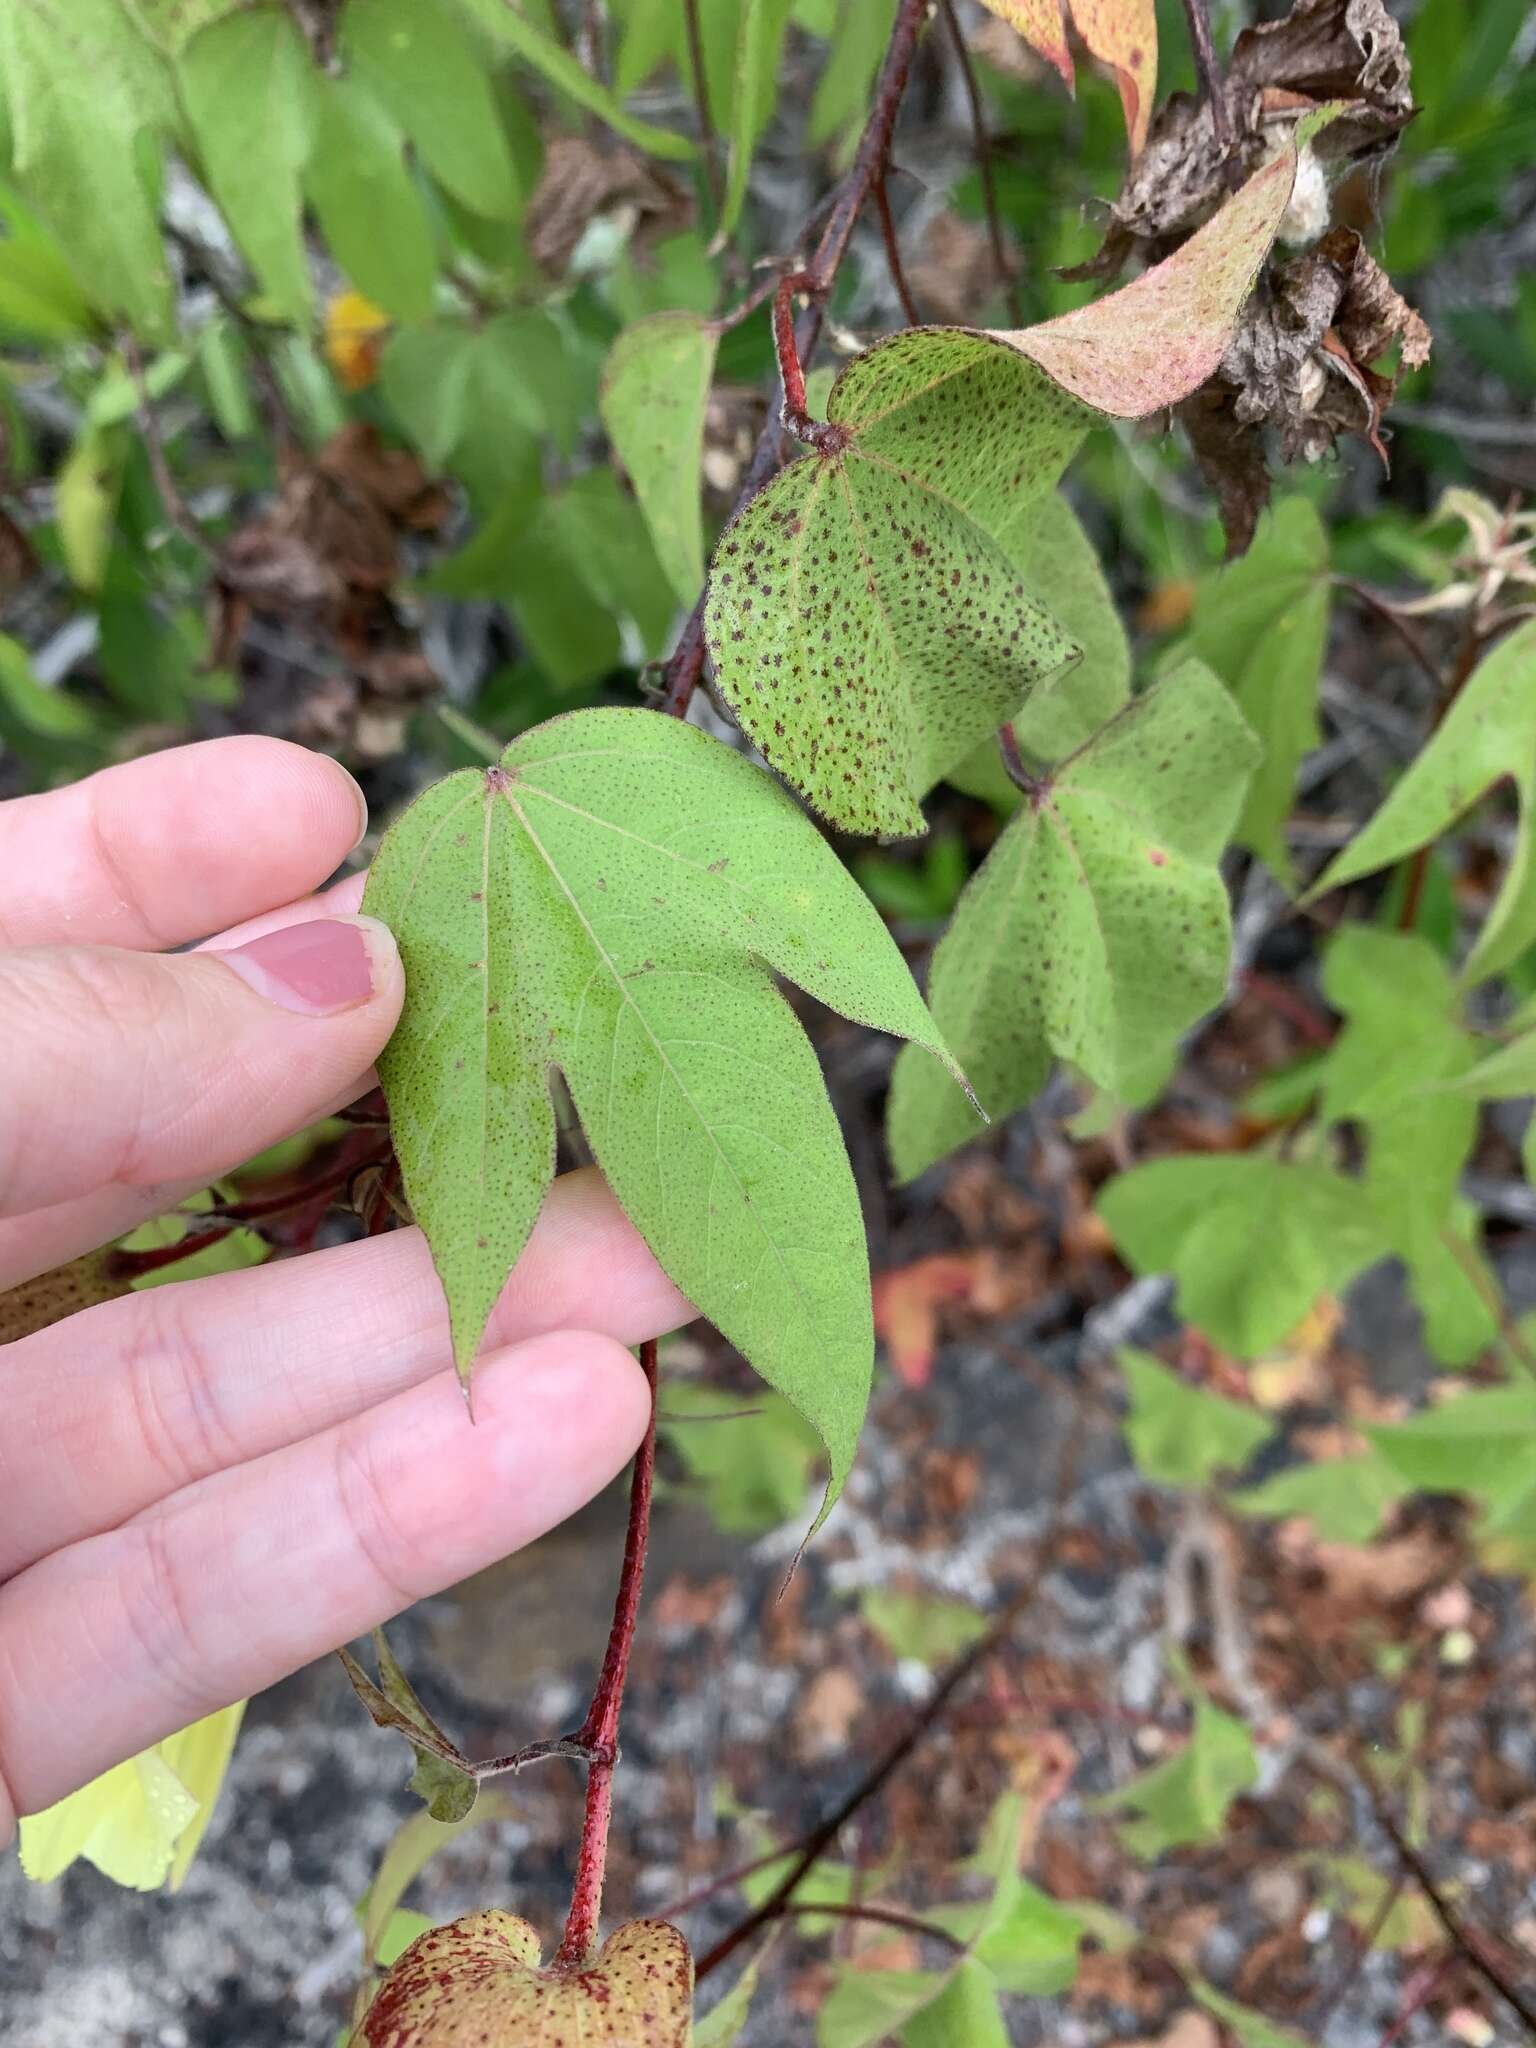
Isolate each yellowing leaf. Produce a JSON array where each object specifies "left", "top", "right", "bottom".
[
  {"left": 20, "top": 1702, "right": 244, "bottom": 1891},
  {"left": 359, "top": 1912, "right": 693, "bottom": 2046},
  {"left": 325, "top": 289, "right": 392, "bottom": 393},
  {"left": 1071, "top": 0, "right": 1158, "bottom": 155},
  {"left": 979, "top": 0, "right": 1073, "bottom": 92}
]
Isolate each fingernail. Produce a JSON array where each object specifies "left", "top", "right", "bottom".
[
  {"left": 215, "top": 918, "right": 377, "bottom": 1016},
  {"left": 342, "top": 767, "right": 370, "bottom": 852}
]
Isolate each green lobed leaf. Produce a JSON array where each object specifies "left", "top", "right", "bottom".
[
  {"left": 817, "top": 1969, "right": 950, "bottom": 2048},
  {"left": 948, "top": 489, "right": 1132, "bottom": 806},
  {"left": 1310, "top": 619, "right": 1536, "bottom": 983},
  {"left": 601, "top": 312, "right": 719, "bottom": 608},
  {"left": 177, "top": 7, "right": 319, "bottom": 323},
  {"left": 888, "top": 659, "right": 1259, "bottom": 1180},
  {"left": 341, "top": 0, "right": 524, "bottom": 220},
  {"left": 1317, "top": 928, "right": 1493, "bottom": 1365},
  {"left": 364, "top": 709, "right": 967, "bottom": 1520},
  {"left": 1185, "top": 498, "right": 1331, "bottom": 887},
  {"left": 304, "top": 74, "right": 437, "bottom": 324},
  {"left": 456, "top": 0, "right": 697, "bottom": 161},
  {"left": 1231, "top": 1455, "right": 1402, "bottom": 1546},
  {"left": 1118, "top": 1346, "right": 1272, "bottom": 1490},
  {"left": 0, "top": 0, "right": 174, "bottom": 337},
  {"left": 1097, "top": 1154, "right": 1390, "bottom": 1358},
  {"left": 1101, "top": 1694, "right": 1258, "bottom": 1858},
  {"left": 705, "top": 132, "right": 1323, "bottom": 839}
]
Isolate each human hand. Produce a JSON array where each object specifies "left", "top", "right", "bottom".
[{"left": 0, "top": 737, "right": 689, "bottom": 1847}]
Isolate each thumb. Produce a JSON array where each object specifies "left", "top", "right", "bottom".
[{"left": 0, "top": 916, "right": 404, "bottom": 1220}]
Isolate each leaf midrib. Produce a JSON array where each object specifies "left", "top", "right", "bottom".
[{"left": 497, "top": 785, "right": 832, "bottom": 1360}]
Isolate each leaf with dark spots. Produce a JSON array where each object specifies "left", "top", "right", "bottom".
[
  {"left": 888, "top": 660, "right": 1260, "bottom": 1180},
  {"left": 359, "top": 1911, "right": 693, "bottom": 2046},
  {"left": 707, "top": 140, "right": 1318, "bottom": 839}
]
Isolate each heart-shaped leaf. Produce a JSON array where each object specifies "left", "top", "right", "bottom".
[
  {"left": 706, "top": 127, "right": 1328, "bottom": 839},
  {"left": 363, "top": 709, "right": 966, "bottom": 1519},
  {"left": 360, "top": 1912, "right": 693, "bottom": 2046}
]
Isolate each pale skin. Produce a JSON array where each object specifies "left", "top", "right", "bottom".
[{"left": 0, "top": 736, "right": 691, "bottom": 1848}]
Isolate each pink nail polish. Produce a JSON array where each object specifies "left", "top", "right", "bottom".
[{"left": 215, "top": 919, "right": 375, "bottom": 1016}]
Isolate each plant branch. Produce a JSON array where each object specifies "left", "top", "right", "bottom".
[
  {"left": 694, "top": 1406, "right": 1083, "bottom": 1983},
  {"left": 1370, "top": 1802, "right": 1536, "bottom": 2037},
  {"left": 771, "top": 1900, "right": 966, "bottom": 1951},
  {"left": 1335, "top": 577, "right": 1443, "bottom": 692},
  {"left": 552, "top": 1337, "right": 659, "bottom": 1970},
  {"left": 874, "top": 170, "right": 924, "bottom": 328},
  {"left": 939, "top": 0, "right": 1022, "bottom": 324},
  {"left": 656, "top": 0, "right": 930, "bottom": 721},
  {"left": 998, "top": 722, "right": 1044, "bottom": 798},
  {"left": 1180, "top": 0, "right": 1233, "bottom": 156}
]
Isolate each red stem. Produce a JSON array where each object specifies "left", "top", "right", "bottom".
[
  {"left": 874, "top": 170, "right": 924, "bottom": 327},
  {"left": 654, "top": 0, "right": 930, "bottom": 721},
  {"left": 552, "top": 1337, "right": 659, "bottom": 1970}
]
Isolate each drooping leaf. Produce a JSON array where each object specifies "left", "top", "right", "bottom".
[
  {"left": 456, "top": 0, "right": 697, "bottom": 161},
  {"left": 363, "top": 709, "right": 966, "bottom": 1519},
  {"left": 888, "top": 660, "right": 1259, "bottom": 1179},
  {"left": 177, "top": 7, "right": 319, "bottom": 323},
  {"left": 55, "top": 422, "right": 125, "bottom": 594},
  {"left": 339, "top": 1631, "right": 479, "bottom": 1823},
  {"left": 360, "top": 1912, "right": 693, "bottom": 2046},
  {"left": 1310, "top": 619, "right": 1536, "bottom": 984},
  {"left": 19, "top": 1701, "right": 244, "bottom": 1891},
  {"left": 1231, "top": 1454, "right": 1402, "bottom": 1546},
  {"left": 808, "top": 0, "right": 898, "bottom": 152},
  {"left": 860, "top": 1587, "right": 990, "bottom": 1667},
  {"left": 706, "top": 133, "right": 1327, "bottom": 837},
  {"left": 0, "top": 0, "right": 174, "bottom": 337},
  {"left": 383, "top": 310, "right": 580, "bottom": 501},
  {"left": 660, "top": 1385, "right": 822, "bottom": 1535},
  {"left": 1185, "top": 498, "right": 1331, "bottom": 887},
  {"left": 1318, "top": 928, "right": 1493, "bottom": 1365},
  {"left": 304, "top": 75, "right": 437, "bottom": 325},
  {"left": 1118, "top": 1346, "right": 1272, "bottom": 1490},
  {"left": 1097, "top": 1154, "right": 1389, "bottom": 1358},
  {"left": 1099, "top": 1693, "right": 1258, "bottom": 1858},
  {"left": 342, "top": 0, "right": 524, "bottom": 220},
  {"left": 720, "top": 0, "right": 794, "bottom": 237},
  {"left": 601, "top": 312, "right": 719, "bottom": 607}
]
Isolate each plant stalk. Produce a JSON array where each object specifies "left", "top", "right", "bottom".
[{"left": 551, "top": 1337, "right": 659, "bottom": 1970}]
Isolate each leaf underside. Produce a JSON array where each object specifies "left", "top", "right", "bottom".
[{"left": 364, "top": 709, "right": 964, "bottom": 1518}]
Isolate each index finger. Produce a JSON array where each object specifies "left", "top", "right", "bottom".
[{"left": 0, "top": 737, "right": 368, "bottom": 952}]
